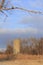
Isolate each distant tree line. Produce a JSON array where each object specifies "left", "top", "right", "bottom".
[
  {"left": 20, "top": 38, "right": 43, "bottom": 55},
  {"left": 3, "top": 37, "right": 43, "bottom": 56}
]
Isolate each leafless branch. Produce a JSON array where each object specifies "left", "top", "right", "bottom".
[
  {"left": 0, "top": 0, "right": 43, "bottom": 21},
  {"left": 0, "top": 6, "right": 42, "bottom": 15}
]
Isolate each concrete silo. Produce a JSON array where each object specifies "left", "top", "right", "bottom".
[{"left": 13, "top": 39, "right": 21, "bottom": 54}]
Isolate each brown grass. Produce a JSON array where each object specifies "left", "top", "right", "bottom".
[
  {"left": 16, "top": 54, "right": 43, "bottom": 60},
  {"left": 0, "top": 54, "right": 43, "bottom": 65}
]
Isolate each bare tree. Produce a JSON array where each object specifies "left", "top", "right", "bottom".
[
  {"left": 0, "top": 0, "right": 43, "bottom": 18},
  {"left": 5, "top": 44, "right": 13, "bottom": 60},
  {"left": 5, "top": 44, "right": 13, "bottom": 54}
]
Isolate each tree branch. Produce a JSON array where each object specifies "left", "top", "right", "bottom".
[
  {"left": 2, "top": 6, "right": 43, "bottom": 15},
  {"left": 0, "top": 0, "right": 5, "bottom": 9}
]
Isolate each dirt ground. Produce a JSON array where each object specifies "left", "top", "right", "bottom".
[
  {"left": 0, "top": 59, "right": 43, "bottom": 65},
  {"left": 0, "top": 54, "right": 43, "bottom": 65}
]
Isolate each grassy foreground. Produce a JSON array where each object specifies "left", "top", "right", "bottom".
[{"left": 0, "top": 54, "right": 43, "bottom": 65}]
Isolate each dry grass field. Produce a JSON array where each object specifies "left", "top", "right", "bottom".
[
  {"left": 0, "top": 59, "right": 43, "bottom": 65},
  {"left": 0, "top": 54, "right": 43, "bottom": 65}
]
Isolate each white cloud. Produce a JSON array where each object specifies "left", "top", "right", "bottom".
[
  {"left": 20, "top": 15, "right": 43, "bottom": 25},
  {"left": 14, "top": 27, "right": 38, "bottom": 34},
  {"left": 0, "top": 27, "right": 38, "bottom": 34},
  {"left": 0, "top": 48, "right": 6, "bottom": 52},
  {"left": 28, "top": 0, "right": 43, "bottom": 9}
]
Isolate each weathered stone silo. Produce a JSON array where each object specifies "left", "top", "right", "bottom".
[{"left": 13, "top": 39, "right": 21, "bottom": 54}]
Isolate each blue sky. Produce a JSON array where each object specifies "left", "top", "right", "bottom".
[
  {"left": 0, "top": 0, "right": 43, "bottom": 33},
  {"left": 0, "top": 0, "right": 43, "bottom": 34},
  {"left": 0, "top": 0, "right": 43, "bottom": 49}
]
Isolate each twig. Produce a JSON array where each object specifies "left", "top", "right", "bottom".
[{"left": 2, "top": 7, "right": 43, "bottom": 15}]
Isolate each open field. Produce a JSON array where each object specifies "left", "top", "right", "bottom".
[
  {"left": 0, "top": 54, "right": 43, "bottom": 65},
  {"left": 0, "top": 59, "right": 43, "bottom": 65}
]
